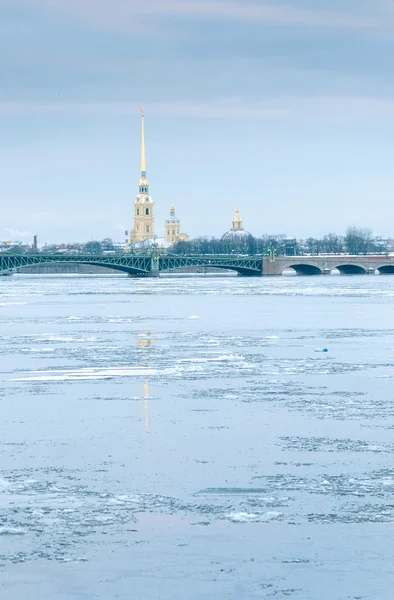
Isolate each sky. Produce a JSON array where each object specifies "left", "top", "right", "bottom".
[{"left": 2, "top": 0, "right": 394, "bottom": 244}]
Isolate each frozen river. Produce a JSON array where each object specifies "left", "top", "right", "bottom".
[{"left": 1, "top": 274, "right": 393, "bottom": 599}]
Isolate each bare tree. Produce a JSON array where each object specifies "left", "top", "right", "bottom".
[
  {"left": 345, "top": 227, "right": 373, "bottom": 254},
  {"left": 84, "top": 241, "right": 102, "bottom": 255}
]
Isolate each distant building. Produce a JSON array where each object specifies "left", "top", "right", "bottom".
[
  {"left": 129, "top": 110, "right": 190, "bottom": 250},
  {"left": 221, "top": 207, "right": 254, "bottom": 243},
  {"left": 130, "top": 109, "right": 155, "bottom": 244},
  {"left": 113, "top": 241, "right": 127, "bottom": 253},
  {"left": 165, "top": 206, "right": 189, "bottom": 245},
  {"left": 0, "top": 241, "right": 22, "bottom": 248}
]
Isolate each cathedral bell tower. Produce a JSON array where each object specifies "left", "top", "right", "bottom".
[
  {"left": 165, "top": 206, "right": 181, "bottom": 244},
  {"left": 130, "top": 109, "right": 155, "bottom": 244}
]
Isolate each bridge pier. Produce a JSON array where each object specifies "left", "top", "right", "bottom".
[{"left": 127, "top": 272, "right": 159, "bottom": 278}]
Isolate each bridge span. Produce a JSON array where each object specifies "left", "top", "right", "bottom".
[
  {"left": 262, "top": 255, "right": 394, "bottom": 276},
  {"left": 0, "top": 253, "right": 263, "bottom": 277},
  {"left": 1, "top": 253, "right": 394, "bottom": 277}
]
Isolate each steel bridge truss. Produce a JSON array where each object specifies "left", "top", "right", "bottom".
[
  {"left": 0, "top": 254, "right": 152, "bottom": 275},
  {"left": 0, "top": 253, "right": 263, "bottom": 277},
  {"left": 160, "top": 255, "right": 263, "bottom": 276}
]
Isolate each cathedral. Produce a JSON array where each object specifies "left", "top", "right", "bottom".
[
  {"left": 129, "top": 109, "right": 154, "bottom": 244},
  {"left": 221, "top": 207, "right": 253, "bottom": 242},
  {"left": 130, "top": 110, "right": 188, "bottom": 247}
]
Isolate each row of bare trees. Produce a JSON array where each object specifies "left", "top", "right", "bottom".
[
  {"left": 171, "top": 228, "right": 389, "bottom": 256},
  {"left": 2, "top": 229, "right": 389, "bottom": 257}
]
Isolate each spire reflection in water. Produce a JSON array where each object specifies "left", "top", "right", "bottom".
[
  {"left": 137, "top": 332, "right": 155, "bottom": 433},
  {"left": 143, "top": 379, "right": 150, "bottom": 432}
]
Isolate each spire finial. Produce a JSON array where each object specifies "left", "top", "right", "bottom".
[{"left": 140, "top": 108, "right": 146, "bottom": 174}]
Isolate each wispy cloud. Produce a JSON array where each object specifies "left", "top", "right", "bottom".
[
  {"left": 4, "top": 228, "right": 35, "bottom": 239},
  {"left": 5, "top": 0, "right": 389, "bottom": 32},
  {"left": 1, "top": 97, "right": 394, "bottom": 120},
  {"left": 0, "top": 100, "right": 287, "bottom": 118}
]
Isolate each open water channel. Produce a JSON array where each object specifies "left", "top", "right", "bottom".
[{"left": 0, "top": 273, "right": 393, "bottom": 599}]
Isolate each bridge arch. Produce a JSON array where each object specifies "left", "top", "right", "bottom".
[
  {"left": 40, "top": 261, "right": 151, "bottom": 276},
  {"left": 74, "top": 261, "right": 150, "bottom": 275},
  {"left": 377, "top": 265, "right": 394, "bottom": 274},
  {"left": 0, "top": 255, "right": 152, "bottom": 276},
  {"left": 159, "top": 256, "right": 262, "bottom": 277},
  {"left": 160, "top": 264, "right": 259, "bottom": 276},
  {"left": 284, "top": 263, "right": 323, "bottom": 276},
  {"left": 334, "top": 264, "right": 367, "bottom": 275}
]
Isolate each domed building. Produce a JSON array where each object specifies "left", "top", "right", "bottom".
[{"left": 221, "top": 207, "right": 254, "bottom": 244}]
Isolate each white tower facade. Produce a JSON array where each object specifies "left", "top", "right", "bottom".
[{"left": 165, "top": 206, "right": 181, "bottom": 244}]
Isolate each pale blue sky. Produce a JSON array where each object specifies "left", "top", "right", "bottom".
[{"left": 2, "top": 0, "right": 394, "bottom": 243}]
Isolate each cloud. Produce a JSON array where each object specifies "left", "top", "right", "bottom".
[
  {"left": 0, "top": 100, "right": 287, "bottom": 118},
  {"left": 4, "top": 228, "right": 35, "bottom": 239},
  {"left": 1, "top": 96, "right": 394, "bottom": 120},
  {"left": 4, "top": 0, "right": 388, "bottom": 32}
]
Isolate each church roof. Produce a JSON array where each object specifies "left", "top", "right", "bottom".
[
  {"left": 221, "top": 207, "right": 254, "bottom": 241},
  {"left": 221, "top": 229, "right": 254, "bottom": 241}
]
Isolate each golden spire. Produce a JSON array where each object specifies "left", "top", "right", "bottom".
[{"left": 140, "top": 108, "right": 146, "bottom": 174}]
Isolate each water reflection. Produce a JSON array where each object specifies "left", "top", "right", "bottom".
[
  {"left": 137, "top": 331, "right": 155, "bottom": 348},
  {"left": 144, "top": 379, "right": 150, "bottom": 431},
  {"left": 137, "top": 333, "right": 155, "bottom": 432}
]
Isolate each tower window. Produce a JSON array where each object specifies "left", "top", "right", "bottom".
[
  {"left": 146, "top": 225, "right": 150, "bottom": 233},
  {"left": 145, "top": 208, "right": 149, "bottom": 215},
  {"left": 167, "top": 230, "right": 170, "bottom": 236},
  {"left": 172, "top": 230, "right": 175, "bottom": 235},
  {"left": 136, "top": 208, "right": 140, "bottom": 216}
]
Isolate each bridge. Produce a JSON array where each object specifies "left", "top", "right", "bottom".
[
  {"left": 1, "top": 253, "right": 394, "bottom": 277},
  {"left": 0, "top": 253, "right": 263, "bottom": 277},
  {"left": 262, "top": 254, "right": 394, "bottom": 275}
]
